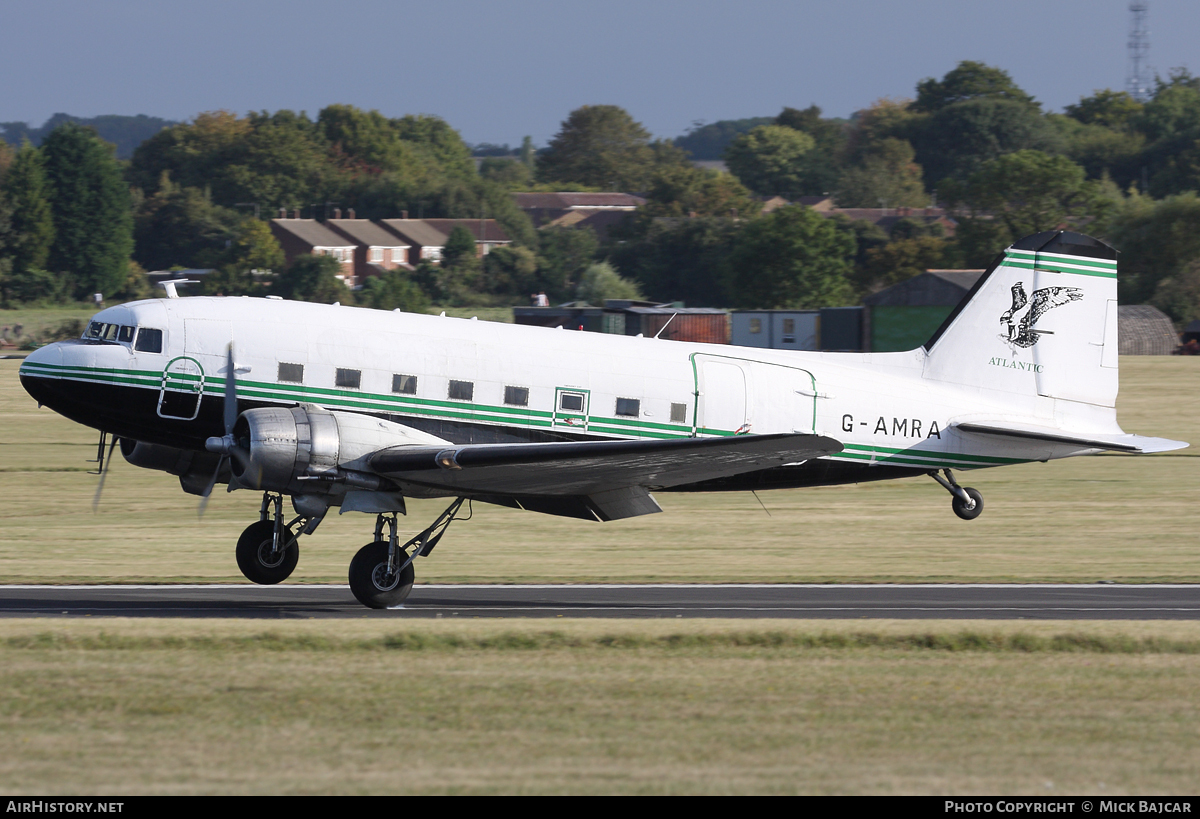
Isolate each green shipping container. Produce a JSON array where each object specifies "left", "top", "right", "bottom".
[{"left": 870, "top": 305, "right": 954, "bottom": 352}]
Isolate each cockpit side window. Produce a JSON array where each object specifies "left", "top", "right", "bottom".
[
  {"left": 134, "top": 328, "right": 163, "bottom": 353},
  {"left": 84, "top": 322, "right": 138, "bottom": 344}
]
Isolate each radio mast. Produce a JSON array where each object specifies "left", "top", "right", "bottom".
[{"left": 1127, "top": 2, "right": 1152, "bottom": 102}]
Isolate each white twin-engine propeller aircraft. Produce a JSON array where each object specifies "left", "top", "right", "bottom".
[{"left": 18, "top": 230, "right": 1186, "bottom": 608}]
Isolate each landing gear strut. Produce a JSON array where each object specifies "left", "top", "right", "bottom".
[
  {"left": 929, "top": 469, "right": 984, "bottom": 521},
  {"left": 349, "top": 498, "right": 466, "bottom": 609},
  {"left": 235, "top": 493, "right": 317, "bottom": 584}
]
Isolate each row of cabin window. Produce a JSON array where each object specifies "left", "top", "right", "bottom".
[{"left": 276, "top": 361, "right": 683, "bottom": 420}]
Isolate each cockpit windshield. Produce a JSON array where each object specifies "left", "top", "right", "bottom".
[
  {"left": 84, "top": 321, "right": 134, "bottom": 342},
  {"left": 83, "top": 321, "right": 161, "bottom": 352}
]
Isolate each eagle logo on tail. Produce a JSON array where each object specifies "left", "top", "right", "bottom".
[{"left": 999, "top": 282, "right": 1083, "bottom": 348}]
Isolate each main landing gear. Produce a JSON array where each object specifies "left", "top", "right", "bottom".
[
  {"left": 234, "top": 493, "right": 317, "bottom": 585},
  {"left": 929, "top": 468, "right": 984, "bottom": 520},
  {"left": 349, "top": 498, "right": 466, "bottom": 609},
  {"left": 233, "top": 493, "right": 468, "bottom": 608}
]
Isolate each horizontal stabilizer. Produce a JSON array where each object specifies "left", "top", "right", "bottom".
[
  {"left": 369, "top": 433, "right": 843, "bottom": 497},
  {"left": 955, "top": 422, "right": 1188, "bottom": 454}
]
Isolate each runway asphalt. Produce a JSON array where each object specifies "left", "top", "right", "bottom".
[{"left": 1, "top": 583, "right": 1198, "bottom": 619}]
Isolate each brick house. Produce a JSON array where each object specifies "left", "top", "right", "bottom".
[
  {"left": 379, "top": 218, "right": 511, "bottom": 263},
  {"left": 326, "top": 216, "right": 413, "bottom": 285},
  {"left": 269, "top": 215, "right": 357, "bottom": 285}
]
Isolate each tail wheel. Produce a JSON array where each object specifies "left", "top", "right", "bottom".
[
  {"left": 349, "top": 540, "right": 415, "bottom": 609},
  {"left": 952, "top": 487, "right": 984, "bottom": 521},
  {"left": 236, "top": 520, "right": 299, "bottom": 584}
]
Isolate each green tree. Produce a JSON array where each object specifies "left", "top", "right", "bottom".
[
  {"left": 723, "top": 125, "right": 816, "bottom": 196},
  {"left": 41, "top": 123, "right": 134, "bottom": 299},
  {"left": 362, "top": 269, "right": 430, "bottom": 313},
  {"left": 607, "top": 216, "right": 741, "bottom": 306},
  {"left": 1065, "top": 89, "right": 1143, "bottom": 129},
  {"left": 133, "top": 176, "right": 242, "bottom": 271},
  {"left": 639, "top": 163, "right": 759, "bottom": 219},
  {"left": 536, "top": 226, "right": 600, "bottom": 301},
  {"left": 319, "top": 104, "right": 418, "bottom": 176},
  {"left": 672, "top": 117, "right": 776, "bottom": 160},
  {"left": 537, "top": 106, "right": 657, "bottom": 190},
  {"left": 834, "top": 138, "right": 928, "bottom": 207},
  {"left": 575, "top": 261, "right": 643, "bottom": 304},
  {"left": 910, "top": 98, "right": 1063, "bottom": 185},
  {"left": 912, "top": 61, "right": 1037, "bottom": 113},
  {"left": 114, "top": 260, "right": 152, "bottom": 301},
  {"left": 442, "top": 225, "right": 478, "bottom": 270},
  {"left": 773, "top": 105, "right": 849, "bottom": 194},
  {"left": 519, "top": 136, "right": 536, "bottom": 171},
  {"left": 272, "top": 254, "right": 353, "bottom": 304},
  {"left": 857, "top": 235, "right": 949, "bottom": 294},
  {"left": 943, "top": 150, "right": 1099, "bottom": 250},
  {"left": 479, "top": 157, "right": 533, "bottom": 188},
  {"left": 1053, "top": 115, "right": 1145, "bottom": 186},
  {"left": 0, "top": 140, "right": 14, "bottom": 182},
  {"left": 727, "top": 206, "right": 855, "bottom": 308},
  {"left": 1, "top": 143, "right": 55, "bottom": 274},
  {"left": 844, "top": 98, "right": 920, "bottom": 160},
  {"left": 481, "top": 245, "right": 540, "bottom": 299},
  {"left": 391, "top": 114, "right": 476, "bottom": 180},
  {"left": 204, "top": 218, "right": 286, "bottom": 295},
  {"left": 1100, "top": 191, "right": 1200, "bottom": 304}
]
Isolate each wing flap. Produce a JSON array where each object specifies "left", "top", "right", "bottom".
[
  {"left": 369, "top": 433, "right": 843, "bottom": 497},
  {"left": 955, "top": 422, "right": 1187, "bottom": 454}
]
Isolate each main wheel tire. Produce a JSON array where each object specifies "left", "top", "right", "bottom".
[
  {"left": 235, "top": 520, "right": 300, "bottom": 585},
  {"left": 349, "top": 540, "right": 415, "bottom": 609},
  {"left": 952, "top": 487, "right": 984, "bottom": 521}
]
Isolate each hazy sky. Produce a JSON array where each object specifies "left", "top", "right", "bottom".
[{"left": 2, "top": 0, "right": 1196, "bottom": 146}]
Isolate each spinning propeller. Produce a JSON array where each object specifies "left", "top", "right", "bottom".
[
  {"left": 200, "top": 344, "right": 251, "bottom": 515},
  {"left": 91, "top": 433, "right": 119, "bottom": 512}
]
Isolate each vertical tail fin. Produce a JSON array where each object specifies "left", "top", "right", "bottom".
[{"left": 923, "top": 231, "right": 1119, "bottom": 407}]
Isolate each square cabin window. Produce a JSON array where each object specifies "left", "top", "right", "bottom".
[
  {"left": 336, "top": 368, "right": 361, "bottom": 389},
  {"left": 278, "top": 362, "right": 304, "bottom": 383},
  {"left": 615, "top": 398, "right": 640, "bottom": 417},
  {"left": 448, "top": 380, "right": 473, "bottom": 401},
  {"left": 134, "top": 328, "right": 163, "bottom": 353},
  {"left": 560, "top": 392, "right": 584, "bottom": 412},
  {"left": 670, "top": 403, "right": 687, "bottom": 424},
  {"left": 749, "top": 318, "right": 762, "bottom": 334},
  {"left": 504, "top": 386, "right": 529, "bottom": 406},
  {"left": 392, "top": 374, "right": 417, "bottom": 395}
]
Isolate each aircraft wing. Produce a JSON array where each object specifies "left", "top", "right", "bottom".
[
  {"left": 369, "top": 433, "right": 843, "bottom": 521},
  {"left": 954, "top": 422, "right": 1187, "bottom": 454}
]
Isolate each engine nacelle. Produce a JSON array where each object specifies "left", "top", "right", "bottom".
[
  {"left": 120, "top": 439, "right": 228, "bottom": 496},
  {"left": 231, "top": 405, "right": 446, "bottom": 495}
]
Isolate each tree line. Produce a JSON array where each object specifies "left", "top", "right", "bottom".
[{"left": 4, "top": 61, "right": 1200, "bottom": 323}]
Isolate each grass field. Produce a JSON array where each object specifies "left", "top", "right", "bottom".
[
  {"left": 0, "top": 618, "right": 1198, "bottom": 795},
  {"left": 0, "top": 355, "right": 1196, "bottom": 584}
]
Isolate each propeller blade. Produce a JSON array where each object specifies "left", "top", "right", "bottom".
[
  {"left": 197, "top": 455, "right": 227, "bottom": 518},
  {"left": 92, "top": 435, "right": 119, "bottom": 512},
  {"left": 224, "top": 343, "right": 238, "bottom": 434}
]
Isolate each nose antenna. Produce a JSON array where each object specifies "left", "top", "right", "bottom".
[{"left": 157, "top": 279, "right": 199, "bottom": 299}]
